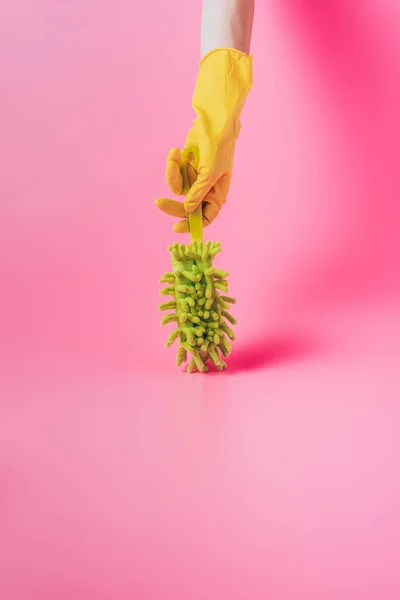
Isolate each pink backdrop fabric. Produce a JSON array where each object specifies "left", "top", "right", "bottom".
[{"left": 1, "top": 1, "right": 400, "bottom": 599}]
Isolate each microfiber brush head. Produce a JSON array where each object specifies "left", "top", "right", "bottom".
[{"left": 159, "top": 240, "right": 236, "bottom": 373}]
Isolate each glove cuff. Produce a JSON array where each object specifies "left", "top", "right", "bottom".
[{"left": 199, "top": 47, "right": 253, "bottom": 68}]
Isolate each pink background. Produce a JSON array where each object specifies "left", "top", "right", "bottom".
[{"left": 1, "top": 0, "right": 400, "bottom": 598}]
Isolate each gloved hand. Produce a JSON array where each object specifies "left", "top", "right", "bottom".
[{"left": 156, "top": 48, "right": 253, "bottom": 233}]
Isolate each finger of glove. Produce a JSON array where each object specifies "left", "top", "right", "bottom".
[
  {"left": 173, "top": 219, "right": 190, "bottom": 234},
  {"left": 166, "top": 148, "right": 183, "bottom": 195},
  {"left": 167, "top": 148, "right": 182, "bottom": 166},
  {"left": 173, "top": 216, "right": 211, "bottom": 234},
  {"left": 199, "top": 176, "right": 229, "bottom": 224},
  {"left": 155, "top": 197, "right": 187, "bottom": 218},
  {"left": 184, "top": 172, "right": 215, "bottom": 213},
  {"left": 216, "top": 172, "right": 231, "bottom": 204},
  {"left": 187, "top": 162, "right": 198, "bottom": 188},
  {"left": 202, "top": 201, "right": 221, "bottom": 225},
  {"left": 204, "top": 173, "right": 231, "bottom": 210}
]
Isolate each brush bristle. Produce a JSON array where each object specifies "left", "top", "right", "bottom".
[{"left": 159, "top": 240, "right": 236, "bottom": 373}]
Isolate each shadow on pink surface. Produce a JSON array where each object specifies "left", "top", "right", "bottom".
[{"left": 225, "top": 332, "right": 321, "bottom": 374}]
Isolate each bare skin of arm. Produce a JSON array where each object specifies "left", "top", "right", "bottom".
[{"left": 201, "top": 0, "right": 255, "bottom": 57}]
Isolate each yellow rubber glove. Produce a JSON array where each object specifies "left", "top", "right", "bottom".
[{"left": 156, "top": 48, "right": 253, "bottom": 233}]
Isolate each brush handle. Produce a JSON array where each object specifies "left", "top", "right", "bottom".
[
  {"left": 181, "top": 147, "right": 203, "bottom": 245},
  {"left": 188, "top": 204, "right": 203, "bottom": 244}
]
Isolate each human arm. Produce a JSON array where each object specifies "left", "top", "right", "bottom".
[
  {"left": 156, "top": 1, "right": 254, "bottom": 233},
  {"left": 201, "top": 0, "right": 254, "bottom": 56}
]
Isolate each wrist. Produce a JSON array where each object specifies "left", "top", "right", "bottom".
[{"left": 199, "top": 46, "right": 252, "bottom": 67}]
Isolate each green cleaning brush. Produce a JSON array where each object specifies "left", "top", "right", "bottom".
[{"left": 159, "top": 149, "right": 237, "bottom": 373}]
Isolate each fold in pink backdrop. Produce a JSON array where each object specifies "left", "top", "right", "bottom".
[{"left": 1, "top": 1, "right": 400, "bottom": 599}]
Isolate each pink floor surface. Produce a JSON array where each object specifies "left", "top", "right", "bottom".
[{"left": 2, "top": 299, "right": 400, "bottom": 600}]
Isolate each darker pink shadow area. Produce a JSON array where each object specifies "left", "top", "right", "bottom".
[
  {"left": 272, "top": 0, "right": 400, "bottom": 313},
  {"left": 167, "top": 332, "right": 321, "bottom": 375},
  {"left": 225, "top": 332, "right": 322, "bottom": 374}
]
